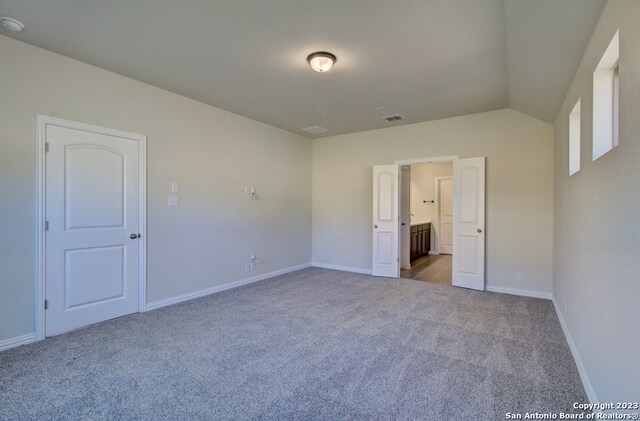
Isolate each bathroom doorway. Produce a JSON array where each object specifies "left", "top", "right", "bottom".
[
  {"left": 373, "top": 155, "right": 485, "bottom": 290},
  {"left": 400, "top": 161, "right": 453, "bottom": 285}
]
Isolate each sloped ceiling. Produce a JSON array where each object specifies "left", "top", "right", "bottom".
[{"left": 0, "top": 0, "right": 606, "bottom": 137}]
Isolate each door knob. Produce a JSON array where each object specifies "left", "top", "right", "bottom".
[
  {"left": 476, "top": 228, "right": 482, "bottom": 233},
  {"left": 374, "top": 225, "right": 378, "bottom": 229},
  {"left": 130, "top": 233, "right": 140, "bottom": 239}
]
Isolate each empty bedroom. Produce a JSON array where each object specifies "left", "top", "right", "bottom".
[{"left": 1, "top": 0, "right": 638, "bottom": 419}]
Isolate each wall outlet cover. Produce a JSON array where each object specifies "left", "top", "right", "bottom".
[{"left": 168, "top": 195, "right": 180, "bottom": 207}]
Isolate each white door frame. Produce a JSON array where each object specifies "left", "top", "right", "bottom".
[
  {"left": 395, "top": 156, "right": 458, "bottom": 166},
  {"left": 35, "top": 115, "right": 147, "bottom": 341}
]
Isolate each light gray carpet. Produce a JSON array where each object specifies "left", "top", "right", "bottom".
[{"left": 0, "top": 268, "right": 587, "bottom": 420}]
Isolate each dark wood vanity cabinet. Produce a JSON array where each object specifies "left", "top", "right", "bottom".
[{"left": 410, "top": 223, "right": 431, "bottom": 261}]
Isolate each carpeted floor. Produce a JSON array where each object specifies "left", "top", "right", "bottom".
[{"left": 0, "top": 268, "right": 587, "bottom": 420}]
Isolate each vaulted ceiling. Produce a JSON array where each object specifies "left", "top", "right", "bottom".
[{"left": 0, "top": 0, "right": 606, "bottom": 137}]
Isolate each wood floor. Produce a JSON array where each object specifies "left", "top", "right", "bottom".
[{"left": 401, "top": 254, "right": 452, "bottom": 285}]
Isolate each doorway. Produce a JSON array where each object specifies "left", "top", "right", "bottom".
[
  {"left": 36, "top": 116, "right": 147, "bottom": 339},
  {"left": 372, "top": 156, "right": 485, "bottom": 291},
  {"left": 401, "top": 162, "right": 453, "bottom": 285}
]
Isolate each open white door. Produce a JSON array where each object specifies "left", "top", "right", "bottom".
[
  {"left": 400, "top": 166, "right": 411, "bottom": 270},
  {"left": 452, "top": 157, "right": 485, "bottom": 290},
  {"left": 372, "top": 165, "right": 399, "bottom": 277}
]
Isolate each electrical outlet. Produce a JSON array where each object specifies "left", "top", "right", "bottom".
[
  {"left": 168, "top": 195, "right": 180, "bottom": 207},
  {"left": 516, "top": 272, "right": 524, "bottom": 282},
  {"left": 244, "top": 263, "right": 251, "bottom": 273},
  {"left": 250, "top": 261, "right": 256, "bottom": 272},
  {"left": 562, "top": 298, "right": 567, "bottom": 312}
]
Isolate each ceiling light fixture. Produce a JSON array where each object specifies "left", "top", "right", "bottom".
[
  {"left": 307, "top": 52, "right": 336, "bottom": 73},
  {"left": 0, "top": 17, "right": 24, "bottom": 32}
]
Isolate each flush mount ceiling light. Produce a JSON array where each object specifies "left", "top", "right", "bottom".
[
  {"left": 0, "top": 17, "right": 24, "bottom": 32},
  {"left": 307, "top": 52, "right": 336, "bottom": 73}
]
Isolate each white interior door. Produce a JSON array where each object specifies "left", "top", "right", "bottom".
[
  {"left": 452, "top": 157, "right": 485, "bottom": 290},
  {"left": 45, "top": 124, "right": 142, "bottom": 336},
  {"left": 372, "top": 165, "right": 399, "bottom": 277},
  {"left": 400, "top": 166, "right": 411, "bottom": 270},
  {"left": 438, "top": 177, "right": 453, "bottom": 254}
]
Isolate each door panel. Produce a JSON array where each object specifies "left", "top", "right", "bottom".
[
  {"left": 66, "top": 146, "right": 125, "bottom": 229},
  {"left": 459, "top": 166, "right": 479, "bottom": 223},
  {"left": 457, "top": 236, "right": 478, "bottom": 274},
  {"left": 65, "top": 246, "right": 125, "bottom": 309},
  {"left": 377, "top": 172, "right": 394, "bottom": 221},
  {"left": 46, "top": 124, "right": 141, "bottom": 336},
  {"left": 438, "top": 177, "right": 453, "bottom": 254},
  {"left": 376, "top": 232, "right": 394, "bottom": 264},
  {"left": 372, "top": 165, "right": 399, "bottom": 277},
  {"left": 452, "top": 157, "right": 485, "bottom": 290}
]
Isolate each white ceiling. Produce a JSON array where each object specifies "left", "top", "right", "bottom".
[{"left": 0, "top": 0, "right": 606, "bottom": 137}]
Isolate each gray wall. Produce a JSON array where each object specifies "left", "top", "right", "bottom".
[
  {"left": 312, "top": 109, "right": 554, "bottom": 295},
  {"left": 0, "top": 35, "right": 312, "bottom": 342},
  {"left": 553, "top": 0, "right": 640, "bottom": 402}
]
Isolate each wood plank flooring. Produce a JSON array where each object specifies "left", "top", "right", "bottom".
[{"left": 401, "top": 254, "right": 452, "bottom": 285}]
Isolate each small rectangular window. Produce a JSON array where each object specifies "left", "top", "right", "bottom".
[
  {"left": 569, "top": 99, "right": 581, "bottom": 176},
  {"left": 593, "top": 30, "right": 619, "bottom": 160},
  {"left": 612, "top": 64, "right": 619, "bottom": 148}
]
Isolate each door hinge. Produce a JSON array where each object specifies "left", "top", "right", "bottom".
[
  {"left": 45, "top": 142, "right": 50, "bottom": 152},
  {"left": 45, "top": 221, "right": 49, "bottom": 231},
  {"left": 44, "top": 300, "right": 48, "bottom": 310}
]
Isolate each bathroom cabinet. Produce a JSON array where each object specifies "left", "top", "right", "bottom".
[{"left": 410, "top": 223, "right": 431, "bottom": 261}]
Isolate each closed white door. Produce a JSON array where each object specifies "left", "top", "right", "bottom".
[
  {"left": 452, "top": 157, "right": 485, "bottom": 291},
  {"left": 438, "top": 177, "right": 453, "bottom": 254},
  {"left": 45, "top": 123, "right": 143, "bottom": 336},
  {"left": 372, "top": 165, "right": 399, "bottom": 278}
]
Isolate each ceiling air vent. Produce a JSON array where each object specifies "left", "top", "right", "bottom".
[
  {"left": 302, "top": 126, "right": 329, "bottom": 135},
  {"left": 382, "top": 114, "right": 403, "bottom": 122}
]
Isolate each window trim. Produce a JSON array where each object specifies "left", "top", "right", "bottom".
[{"left": 592, "top": 30, "right": 619, "bottom": 161}]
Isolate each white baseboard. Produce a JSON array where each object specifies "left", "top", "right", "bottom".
[
  {"left": 485, "top": 285, "right": 552, "bottom": 300},
  {"left": 145, "top": 263, "right": 311, "bottom": 312},
  {"left": 0, "top": 332, "right": 38, "bottom": 352},
  {"left": 1, "top": 264, "right": 312, "bottom": 351},
  {"left": 552, "top": 297, "right": 598, "bottom": 404},
  {"left": 428, "top": 251, "right": 439, "bottom": 255},
  {"left": 310, "top": 262, "right": 372, "bottom": 275}
]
